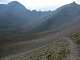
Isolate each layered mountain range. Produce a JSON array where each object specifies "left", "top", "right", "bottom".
[
  {"left": 31, "top": 2, "right": 80, "bottom": 32},
  {"left": 1, "top": 1, "right": 80, "bottom": 58},
  {"left": 0, "top": 1, "right": 52, "bottom": 32},
  {"left": 0, "top": 1, "right": 80, "bottom": 41}
]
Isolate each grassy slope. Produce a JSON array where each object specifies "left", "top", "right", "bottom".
[
  {"left": 1, "top": 16, "right": 80, "bottom": 60},
  {"left": 0, "top": 37, "right": 72, "bottom": 60},
  {"left": 1, "top": 17, "right": 80, "bottom": 60}
]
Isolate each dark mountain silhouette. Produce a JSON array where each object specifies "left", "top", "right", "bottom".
[
  {"left": 0, "top": 1, "right": 80, "bottom": 42},
  {"left": 0, "top": 1, "right": 52, "bottom": 42},
  {"left": 31, "top": 1, "right": 80, "bottom": 32},
  {"left": 0, "top": 1, "right": 52, "bottom": 32}
]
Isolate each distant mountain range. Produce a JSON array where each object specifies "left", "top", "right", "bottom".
[
  {"left": 0, "top": 1, "right": 52, "bottom": 33},
  {"left": 31, "top": 2, "right": 80, "bottom": 33},
  {"left": 0, "top": 1, "right": 80, "bottom": 41}
]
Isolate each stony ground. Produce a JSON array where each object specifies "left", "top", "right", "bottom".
[{"left": 0, "top": 27, "right": 80, "bottom": 60}]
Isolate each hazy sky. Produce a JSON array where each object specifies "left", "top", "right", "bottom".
[{"left": 0, "top": 0, "right": 80, "bottom": 11}]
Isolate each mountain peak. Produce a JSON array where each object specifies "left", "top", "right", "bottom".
[
  {"left": 7, "top": 1, "right": 28, "bottom": 11},
  {"left": 8, "top": 1, "right": 20, "bottom": 4},
  {"left": 8, "top": 1, "right": 23, "bottom": 6},
  {"left": 72, "top": 1, "right": 76, "bottom": 4},
  {"left": 70, "top": 1, "right": 79, "bottom": 6}
]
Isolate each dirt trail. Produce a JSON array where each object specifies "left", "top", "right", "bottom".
[
  {"left": 71, "top": 44, "right": 80, "bottom": 60},
  {"left": 64, "top": 37, "right": 80, "bottom": 60},
  {"left": 1, "top": 31, "right": 80, "bottom": 60},
  {"left": 0, "top": 36, "right": 78, "bottom": 60}
]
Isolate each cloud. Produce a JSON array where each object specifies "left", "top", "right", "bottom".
[
  {"left": 0, "top": 0, "right": 16, "bottom": 4},
  {"left": 0, "top": 0, "right": 80, "bottom": 11},
  {"left": 0, "top": 0, "right": 10, "bottom": 2},
  {"left": 17, "top": 0, "right": 74, "bottom": 11}
]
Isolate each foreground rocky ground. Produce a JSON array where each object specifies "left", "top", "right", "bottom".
[
  {"left": 0, "top": 34, "right": 80, "bottom": 60},
  {"left": 0, "top": 27, "right": 80, "bottom": 60}
]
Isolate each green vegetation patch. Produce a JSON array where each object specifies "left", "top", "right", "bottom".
[{"left": 71, "top": 32, "right": 80, "bottom": 44}]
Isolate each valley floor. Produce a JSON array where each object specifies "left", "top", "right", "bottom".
[{"left": 0, "top": 31, "right": 80, "bottom": 60}]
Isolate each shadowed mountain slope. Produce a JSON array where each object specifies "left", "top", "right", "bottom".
[
  {"left": 0, "top": 1, "right": 52, "bottom": 42},
  {"left": 0, "top": 1, "right": 80, "bottom": 42},
  {"left": 31, "top": 2, "right": 80, "bottom": 33},
  {"left": 0, "top": 1, "right": 52, "bottom": 32}
]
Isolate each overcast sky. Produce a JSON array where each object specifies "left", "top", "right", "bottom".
[{"left": 0, "top": 0, "right": 80, "bottom": 11}]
